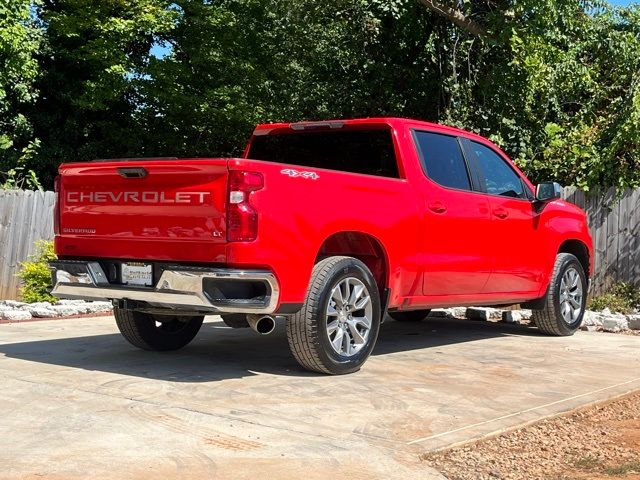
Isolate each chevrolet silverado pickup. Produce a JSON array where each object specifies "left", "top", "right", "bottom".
[{"left": 50, "top": 118, "right": 593, "bottom": 374}]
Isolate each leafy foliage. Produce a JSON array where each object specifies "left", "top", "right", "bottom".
[
  {"left": 0, "top": 0, "right": 41, "bottom": 175},
  {"left": 0, "top": 1, "right": 638, "bottom": 190},
  {"left": 479, "top": 2, "right": 640, "bottom": 190},
  {"left": 135, "top": 0, "right": 443, "bottom": 157},
  {"left": 17, "top": 240, "right": 57, "bottom": 303},
  {"left": 588, "top": 282, "right": 640, "bottom": 314},
  {"left": 1, "top": 138, "right": 42, "bottom": 189},
  {"left": 29, "top": 0, "right": 177, "bottom": 186}
]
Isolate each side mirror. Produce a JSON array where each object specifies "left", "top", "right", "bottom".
[{"left": 535, "top": 182, "right": 562, "bottom": 202}]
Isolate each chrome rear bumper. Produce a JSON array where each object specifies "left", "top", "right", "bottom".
[{"left": 50, "top": 261, "right": 279, "bottom": 314}]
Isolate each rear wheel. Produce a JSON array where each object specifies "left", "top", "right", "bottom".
[
  {"left": 114, "top": 307, "right": 204, "bottom": 351},
  {"left": 389, "top": 310, "right": 431, "bottom": 322},
  {"left": 532, "top": 253, "right": 587, "bottom": 336},
  {"left": 286, "top": 256, "right": 381, "bottom": 375}
]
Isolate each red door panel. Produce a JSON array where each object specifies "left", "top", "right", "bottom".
[
  {"left": 484, "top": 197, "right": 546, "bottom": 294},
  {"left": 422, "top": 188, "right": 492, "bottom": 295},
  {"left": 465, "top": 139, "right": 546, "bottom": 296},
  {"left": 410, "top": 129, "right": 493, "bottom": 296}
]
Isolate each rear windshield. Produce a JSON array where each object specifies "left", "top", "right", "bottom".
[{"left": 247, "top": 129, "right": 399, "bottom": 178}]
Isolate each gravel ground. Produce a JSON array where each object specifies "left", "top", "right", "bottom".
[{"left": 423, "top": 391, "right": 640, "bottom": 480}]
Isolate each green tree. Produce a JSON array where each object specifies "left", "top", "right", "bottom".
[
  {"left": 0, "top": 0, "right": 636, "bottom": 192},
  {"left": 136, "top": 0, "right": 446, "bottom": 157},
  {"left": 0, "top": 0, "right": 40, "bottom": 179},
  {"left": 135, "top": 0, "right": 277, "bottom": 157},
  {"left": 135, "top": 0, "right": 640, "bottom": 191},
  {"left": 30, "top": 0, "right": 176, "bottom": 186},
  {"left": 422, "top": 1, "right": 640, "bottom": 189}
]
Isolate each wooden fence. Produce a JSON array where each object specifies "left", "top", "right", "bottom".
[
  {"left": 562, "top": 187, "right": 640, "bottom": 295},
  {"left": 0, "top": 190, "right": 56, "bottom": 300},
  {"left": 0, "top": 187, "right": 638, "bottom": 299}
]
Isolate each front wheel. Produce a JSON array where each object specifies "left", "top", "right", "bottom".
[
  {"left": 114, "top": 307, "right": 204, "bottom": 351},
  {"left": 286, "top": 256, "right": 382, "bottom": 374},
  {"left": 532, "top": 253, "right": 587, "bottom": 336}
]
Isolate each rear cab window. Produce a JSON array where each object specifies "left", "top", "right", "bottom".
[
  {"left": 412, "top": 130, "right": 472, "bottom": 191},
  {"left": 247, "top": 128, "right": 400, "bottom": 178}
]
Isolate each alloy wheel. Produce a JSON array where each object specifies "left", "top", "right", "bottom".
[
  {"left": 325, "top": 277, "right": 373, "bottom": 357},
  {"left": 559, "top": 267, "right": 583, "bottom": 324}
]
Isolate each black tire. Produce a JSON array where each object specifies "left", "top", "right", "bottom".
[
  {"left": 221, "top": 314, "right": 249, "bottom": 328},
  {"left": 286, "top": 256, "right": 382, "bottom": 375},
  {"left": 114, "top": 307, "right": 204, "bottom": 351},
  {"left": 532, "top": 253, "right": 587, "bottom": 336},
  {"left": 389, "top": 310, "right": 431, "bottom": 322}
]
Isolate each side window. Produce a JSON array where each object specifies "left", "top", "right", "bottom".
[
  {"left": 414, "top": 131, "right": 471, "bottom": 191},
  {"left": 471, "top": 142, "right": 525, "bottom": 199}
]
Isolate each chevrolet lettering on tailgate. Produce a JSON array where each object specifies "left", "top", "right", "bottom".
[{"left": 66, "top": 191, "right": 211, "bottom": 204}]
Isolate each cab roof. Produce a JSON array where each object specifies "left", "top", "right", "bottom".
[{"left": 252, "top": 117, "right": 488, "bottom": 143}]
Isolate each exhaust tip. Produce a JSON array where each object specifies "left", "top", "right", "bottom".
[
  {"left": 256, "top": 317, "right": 275, "bottom": 334},
  {"left": 247, "top": 315, "right": 276, "bottom": 335}
]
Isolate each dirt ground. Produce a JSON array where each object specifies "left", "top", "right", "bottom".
[{"left": 423, "top": 391, "right": 640, "bottom": 480}]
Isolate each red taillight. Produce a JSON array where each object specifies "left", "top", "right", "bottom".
[
  {"left": 53, "top": 175, "right": 61, "bottom": 235},
  {"left": 227, "top": 171, "right": 263, "bottom": 242}
]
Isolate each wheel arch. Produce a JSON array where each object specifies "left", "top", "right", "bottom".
[
  {"left": 315, "top": 231, "right": 389, "bottom": 297},
  {"left": 557, "top": 239, "right": 591, "bottom": 279},
  {"left": 523, "top": 238, "right": 591, "bottom": 310}
]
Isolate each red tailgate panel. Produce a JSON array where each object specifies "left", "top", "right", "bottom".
[{"left": 56, "top": 159, "right": 231, "bottom": 262}]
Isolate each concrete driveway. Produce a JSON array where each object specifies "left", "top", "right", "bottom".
[{"left": 1, "top": 316, "right": 639, "bottom": 480}]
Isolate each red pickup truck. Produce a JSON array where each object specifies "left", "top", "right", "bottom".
[{"left": 51, "top": 118, "right": 593, "bottom": 374}]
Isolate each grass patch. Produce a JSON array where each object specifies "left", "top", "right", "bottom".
[
  {"left": 574, "top": 456, "right": 602, "bottom": 470},
  {"left": 603, "top": 461, "right": 640, "bottom": 476}
]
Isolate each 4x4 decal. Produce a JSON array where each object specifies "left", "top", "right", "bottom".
[{"left": 280, "top": 168, "right": 319, "bottom": 180}]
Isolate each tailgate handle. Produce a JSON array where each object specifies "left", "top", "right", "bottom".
[{"left": 118, "top": 167, "right": 147, "bottom": 178}]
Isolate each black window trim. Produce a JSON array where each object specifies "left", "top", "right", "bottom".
[
  {"left": 463, "top": 138, "right": 534, "bottom": 203},
  {"left": 459, "top": 137, "right": 485, "bottom": 194},
  {"left": 411, "top": 129, "right": 480, "bottom": 194}
]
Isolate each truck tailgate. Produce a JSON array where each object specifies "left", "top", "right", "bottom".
[{"left": 56, "top": 159, "right": 229, "bottom": 262}]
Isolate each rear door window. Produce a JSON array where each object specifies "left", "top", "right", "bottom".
[
  {"left": 413, "top": 131, "right": 472, "bottom": 191},
  {"left": 247, "top": 129, "right": 399, "bottom": 178}
]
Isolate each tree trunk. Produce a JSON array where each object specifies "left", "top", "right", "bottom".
[{"left": 417, "top": 0, "right": 486, "bottom": 36}]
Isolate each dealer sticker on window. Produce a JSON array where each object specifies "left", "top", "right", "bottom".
[{"left": 122, "top": 262, "right": 153, "bottom": 286}]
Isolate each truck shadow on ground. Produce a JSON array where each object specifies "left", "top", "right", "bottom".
[{"left": 0, "top": 317, "right": 542, "bottom": 382}]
